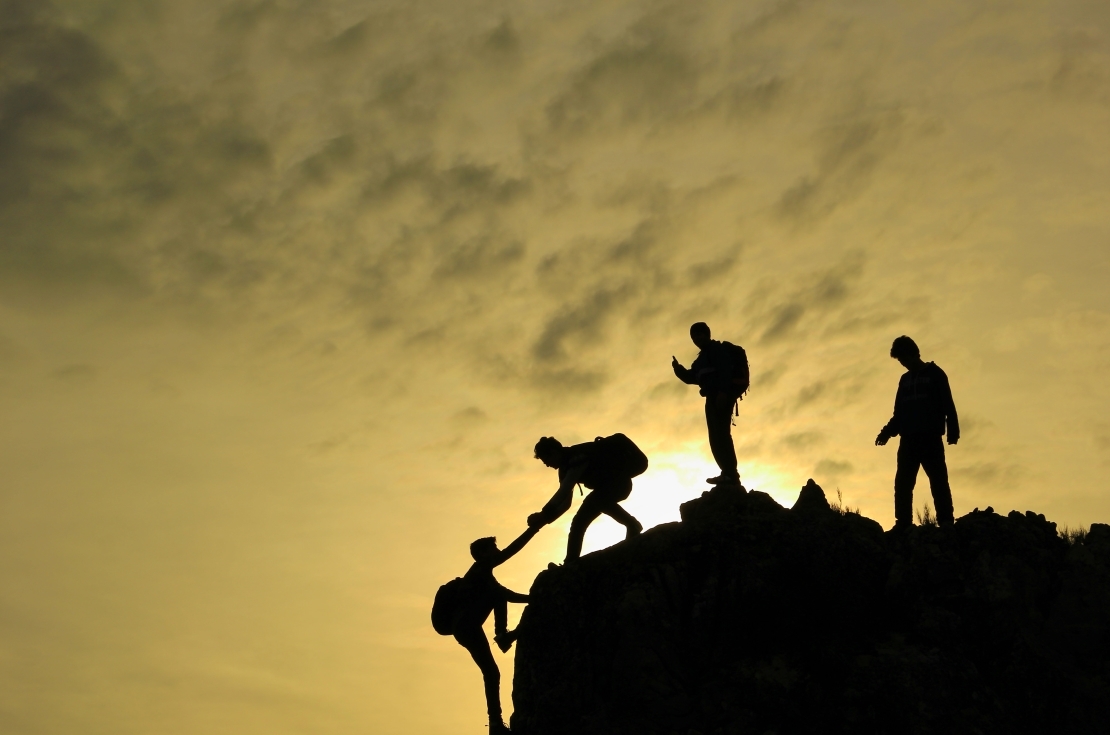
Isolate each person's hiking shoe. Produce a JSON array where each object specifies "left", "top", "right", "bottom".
[
  {"left": 707, "top": 474, "right": 741, "bottom": 486},
  {"left": 489, "top": 718, "right": 511, "bottom": 734},
  {"left": 625, "top": 523, "right": 643, "bottom": 540},
  {"left": 493, "top": 630, "right": 517, "bottom": 653}
]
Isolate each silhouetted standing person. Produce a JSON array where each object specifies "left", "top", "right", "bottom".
[
  {"left": 875, "top": 336, "right": 960, "bottom": 528},
  {"left": 529, "top": 435, "right": 646, "bottom": 562},
  {"left": 436, "top": 527, "right": 538, "bottom": 734},
  {"left": 672, "top": 322, "right": 750, "bottom": 485}
]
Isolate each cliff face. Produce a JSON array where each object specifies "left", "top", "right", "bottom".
[{"left": 510, "top": 482, "right": 1110, "bottom": 735}]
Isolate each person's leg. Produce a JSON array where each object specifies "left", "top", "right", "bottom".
[
  {"left": 919, "top": 435, "right": 954, "bottom": 526},
  {"left": 566, "top": 491, "right": 607, "bottom": 561},
  {"left": 492, "top": 596, "right": 508, "bottom": 638},
  {"left": 894, "top": 437, "right": 921, "bottom": 527},
  {"left": 704, "top": 397, "right": 739, "bottom": 480},
  {"left": 494, "top": 626, "right": 518, "bottom": 653},
  {"left": 454, "top": 627, "right": 502, "bottom": 726},
  {"left": 604, "top": 503, "right": 643, "bottom": 538},
  {"left": 492, "top": 596, "right": 517, "bottom": 653},
  {"left": 598, "top": 479, "right": 642, "bottom": 538}
]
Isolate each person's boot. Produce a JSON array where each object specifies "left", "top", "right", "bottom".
[
  {"left": 489, "top": 717, "right": 510, "bottom": 734},
  {"left": 890, "top": 519, "right": 913, "bottom": 535},
  {"left": 493, "top": 629, "right": 517, "bottom": 653},
  {"left": 707, "top": 473, "right": 741, "bottom": 486},
  {"left": 625, "top": 520, "right": 643, "bottom": 540}
]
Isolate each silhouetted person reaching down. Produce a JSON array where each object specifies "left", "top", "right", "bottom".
[
  {"left": 529, "top": 434, "right": 647, "bottom": 562},
  {"left": 431, "top": 526, "right": 538, "bottom": 734},
  {"left": 875, "top": 335, "right": 960, "bottom": 529},
  {"left": 672, "top": 322, "right": 750, "bottom": 486}
]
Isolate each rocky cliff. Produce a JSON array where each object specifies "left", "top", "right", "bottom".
[{"left": 510, "top": 482, "right": 1110, "bottom": 735}]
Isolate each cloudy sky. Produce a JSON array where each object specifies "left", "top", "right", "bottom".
[{"left": 1, "top": 0, "right": 1108, "bottom": 732}]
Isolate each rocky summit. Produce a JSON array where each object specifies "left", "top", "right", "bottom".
[{"left": 510, "top": 481, "right": 1110, "bottom": 735}]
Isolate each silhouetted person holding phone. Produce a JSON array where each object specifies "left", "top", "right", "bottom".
[
  {"left": 529, "top": 434, "right": 647, "bottom": 562},
  {"left": 875, "top": 336, "right": 960, "bottom": 529},
  {"left": 432, "top": 526, "right": 538, "bottom": 734},
  {"left": 672, "top": 322, "right": 750, "bottom": 486}
]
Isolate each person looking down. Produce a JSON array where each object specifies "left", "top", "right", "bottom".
[{"left": 875, "top": 335, "right": 960, "bottom": 529}]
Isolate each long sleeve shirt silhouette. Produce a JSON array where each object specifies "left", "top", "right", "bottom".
[
  {"left": 460, "top": 527, "right": 536, "bottom": 630},
  {"left": 881, "top": 362, "right": 960, "bottom": 440}
]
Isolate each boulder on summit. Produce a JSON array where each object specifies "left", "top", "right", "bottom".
[{"left": 511, "top": 481, "right": 1110, "bottom": 735}]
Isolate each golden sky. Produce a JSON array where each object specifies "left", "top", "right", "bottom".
[{"left": 2, "top": 0, "right": 1109, "bottom": 732}]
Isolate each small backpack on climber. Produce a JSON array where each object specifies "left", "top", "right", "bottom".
[{"left": 431, "top": 577, "right": 472, "bottom": 635}]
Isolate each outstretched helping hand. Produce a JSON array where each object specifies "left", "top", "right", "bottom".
[
  {"left": 875, "top": 431, "right": 891, "bottom": 447},
  {"left": 527, "top": 512, "right": 547, "bottom": 529}
]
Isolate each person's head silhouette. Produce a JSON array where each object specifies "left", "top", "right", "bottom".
[
  {"left": 690, "top": 322, "right": 712, "bottom": 350},
  {"left": 534, "top": 437, "right": 564, "bottom": 469},
  {"left": 470, "top": 536, "right": 499, "bottom": 564},
  {"left": 890, "top": 335, "right": 925, "bottom": 370}
]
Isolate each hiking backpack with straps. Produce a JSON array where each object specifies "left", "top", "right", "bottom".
[
  {"left": 580, "top": 433, "right": 649, "bottom": 488},
  {"left": 431, "top": 577, "right": 473, "bottom": 635},
  {"left": 722, "top": 341, "right": 750, "bottom": 398}
]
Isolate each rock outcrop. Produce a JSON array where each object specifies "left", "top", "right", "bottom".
[{"left": 511, "top": 482, "right": 1110, "bottom": 735}]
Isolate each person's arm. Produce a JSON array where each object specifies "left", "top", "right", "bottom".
[
  {"left": 492, "top": 525, "right": 539, "bottom": 567},
  {"left": 876, "top": 380, "right": 904, "bottom": 445},
  {"left": 941, "top": 370, "right": 959, "bottom": 444},
  {"left": 879, "top": 412, "right": 899, "bottom": 440},
  {"left": 501, "top": 587, "right": 529, "bottom": 604},
  {"left": 672, "top": 356, "right": 695, "bottom": 384},
  {"left": 532, "top": 458, "right": 586, "bottom": 526}
]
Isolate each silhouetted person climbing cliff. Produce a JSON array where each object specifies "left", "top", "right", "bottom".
[
  {"left": 529, "top": 435, "right": 646, "bottom": 562},
  {"left": 672, "top": 322, "right": 750, "bottom": 485},
  {"left": 434, "top": 526, "right": 538, "bottom": 734},
  {"left": 875, "top": 335, "right": 960, "bottom": 528}
]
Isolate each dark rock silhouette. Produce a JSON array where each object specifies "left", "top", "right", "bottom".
[{"left": 510, "top": 482, "right": 1110, "bottom": 734}]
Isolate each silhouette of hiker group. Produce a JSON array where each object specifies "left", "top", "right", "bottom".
[{"left": 433, "top": 325, "right": 960, "bottom": 734}]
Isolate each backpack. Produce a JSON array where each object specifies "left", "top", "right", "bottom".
[
  {"left": 431, "top": 577, "right": 473, "bottom": 635},
  {"left": 585, "top": 433, "right": 649, "bottom": 486},
  {"left": 723, "top": 341, "right": 750, "bottom": 398}
]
